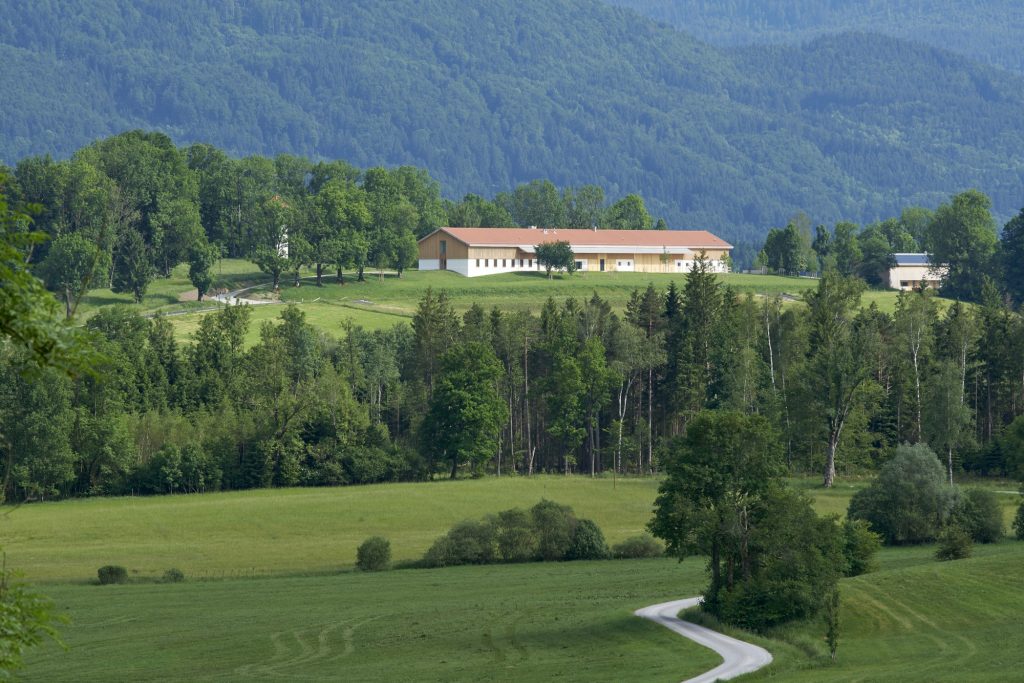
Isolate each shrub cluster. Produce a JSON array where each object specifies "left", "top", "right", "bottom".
[
  {"left": 841, "top": 519, "right": 882, "bottom": 576},
  {"left": 935, "top": 525, "right": 973, "bottom": 561},
  {"left": 356, "top": 536, "right": 392, "bottom": 572},
  {"left": 849, "top": 444, "right": 1005, "bottom": 546},
  {"left": 950, "top": 488, "right": 1003, "bottom": 543},
  {"left": 162, "top": 568, "right": 185, "bottom": 583},
  {"left": 97, "top": 565, "right": 128, "bottom": 585},
  {"left": 422, "top": 500, "right": 610, "bottom": 568},
  {"left": 611, "top": 534, "right": 664, "bottom": 559}
]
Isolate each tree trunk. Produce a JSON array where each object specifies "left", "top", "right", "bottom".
[
  {"left": 824, "top": 430, "right": 839, "bottom": 488},
  {"left": 912, "top": 348, "right": 922, "bottom": 442},
  {"left": 450, "top": 455, "right": 458, "bottom": 480},
  {"left": 64, "top": 288, "right": 73, "bottom": 319},
  {"left": 316, "top": 262, "right": 323, "bottom": 286},
  {"left": 947, "top": 445, "right": 954, "bottom": 485},
  {"left": 357, "top": 266, "right": 365, "bottom": 282},
  {"left": 647, "top": 367, "right": 653, "bottom": 474}
]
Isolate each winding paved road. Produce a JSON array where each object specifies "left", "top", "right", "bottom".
[{"left": 635, "top": 598, "right": 773, "bottom": 683}]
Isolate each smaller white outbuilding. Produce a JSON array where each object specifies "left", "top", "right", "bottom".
[{"left": 888, "top": 253, "right": 946, "bottom": 291}]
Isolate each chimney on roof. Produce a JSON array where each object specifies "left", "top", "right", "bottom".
[
  {"left": 529, "top": 225, "right": 537, "bottom": 230},
  {"left": 592, "top": 225, "right": 597, "bottom": 231},
  {"left": 542, "top": 229, "right": 548, "bottom": 235}
]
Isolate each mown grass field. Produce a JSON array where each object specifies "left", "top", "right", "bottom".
[
  {"left": 5, "top": 475, "right": 1022, "bottom": 681},
  {"left": 743, "top": 542, "right": 1024, "bottom": 682},
  {"left": 3, "top": 476, "right": 663, "bottom": 584},
  {"left": 72, "top": 258, "right": 947, "bottom": 345},
  {"left": 4, "top": 475, "right": 1017, "bottom": 585},
  {"left": 24, "top": 559, "right": 716, "bottom": 683},
  {"left": 75, "top": 258, "right": 274, "bottom": 321},
  {"left": 20, "top": 535, "right": 1024, "bottom": 681},
  {"left": 151, "top": 263, "right": 932, "bottom": 346}
]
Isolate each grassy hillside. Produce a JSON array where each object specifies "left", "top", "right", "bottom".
[
  {"left": 23, "top": 559, "right": 715, "bottom": 682},
  {"left": 3, "top": 1, "right": 1024, "bottom": 241},
  {"left": 76, "top": 260, "right": 939, "bottom": 345},
  {"left": 746, "top": 542, "right": 1024, "bottom": 681},
  {"left": 3, "top": 476, "right": 663, "bottom": 583},
  {"left": 5, "top": 474, "right": 1017, "bottom": 585},
  {"left": 20, "top": 540, "right": 1024, "bottom": 681}
]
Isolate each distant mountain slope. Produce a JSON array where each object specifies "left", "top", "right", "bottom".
[
  {"left": 2, "top": 0, "right": 1023, "bottom": 245},
  {"left": 607, "top": 0, "right": 1024, "bottom": 74}
]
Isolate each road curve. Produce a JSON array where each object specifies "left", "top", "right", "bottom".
[{"left": 635, "top": 598, "right": 773, "bottom": 683}]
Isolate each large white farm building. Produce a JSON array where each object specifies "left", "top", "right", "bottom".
[{"left": 417, "top": 227, "right": 733, "bottom": 277}]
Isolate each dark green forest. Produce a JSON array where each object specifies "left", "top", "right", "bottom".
[
  {"left": 610, "top": 0, "right": 1024, "bottom": 73},
  {"left": 3, "top": 128, "right": 1024, "bottom": 504},
  {"left": 2, "top": 0, "right": 1023, "bottom": 251}
]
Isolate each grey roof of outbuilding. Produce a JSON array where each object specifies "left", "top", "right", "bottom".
[{"left": 893, "top": 253, "right": 931, "bottom": 266}]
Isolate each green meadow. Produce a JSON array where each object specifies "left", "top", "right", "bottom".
[
  {"left": 744, "top": 542, "right": 1024, "bottom": 682},
  {"left": 5, "top": 476, "right": 1016, "bottom": 585},
  {"left": 6, "top": 476, "right": 1022, "bottom": 681},
  {"left": 69, "top": 257, "right": 941, "bottom": 345},
  {"left": 127, "top": 260, "right": 936, "bottom": 346},
  {"left": 4, "top": 476, "right": 663, "bottom": 584},
  {"left": 25, "top": 559, "right": 716, "bottom": 683}
]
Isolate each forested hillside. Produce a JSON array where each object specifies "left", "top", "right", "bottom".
[
  {"left": 2, "top": 0, "right": 1023, "bottom": 246},
  {"left": 609, "top": 0, "right": 1024, "bottom": 73}
]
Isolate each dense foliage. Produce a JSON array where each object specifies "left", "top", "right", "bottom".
[
  {"left": 356, "top": 537, "right": 392, "bottom": 572},
  {"left": 421, "top": 500, "right": 608, "bottom": 567},
  {"left": 650, "top": 411, "right": 856, "bottom": 631},
  {"left": 2, "top": 137, "right": 1024, "bottom": 501},
  {"left": 3, "top": 1, "right": 1024, "bottom": 249},
  {"left": 848, "top": 444, "right": 957, "bottom": 544}
]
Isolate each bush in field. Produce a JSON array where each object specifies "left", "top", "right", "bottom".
[
  {"left": 356, "top": 536, "right": 391, "bottom": 572},
  {"left": 531, "top": 499, "right": 577, "bottom": 561},
  {"left": 848, "top": 444, "right": 957, "bottom": 544},
  {"left": 97, "top": 565, "right": 128, "bottom": 585},
  {"left": 1015, "top": 499, "right": 1024, "bottom": 540},
  {"left": 162, "top": 568, "right": 185, "bottom": 583},
  {"left": 567, "top": 519, "right": 610, "bottom": 560},
  {"left": 422, "top": 520, "right": 495, "bottom": 567},
  {"left": 935, "top": 525, "right": 973, "bottom": 561},
  {"left": 494, "top": 508, "right": 537, "bottom": 562},
  {"left": 611, "top": 534, "right": 664, "bottom": 559},
  {"left": 422, "top": 536, "right": 460, "bottom": 568},
  {"left": 841, "top": 519, "right": 881, "bottom": 576},
  {"left": 951, "top": 488, "right": 1004, "bottom": 543}
]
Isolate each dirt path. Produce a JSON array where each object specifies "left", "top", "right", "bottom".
[{"left": 635, "top": 598, "right": 772, "bottom": 682}]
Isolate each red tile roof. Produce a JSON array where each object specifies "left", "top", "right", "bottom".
[{"left": 424, "top": 227, "right": 732, "bottom": 249}]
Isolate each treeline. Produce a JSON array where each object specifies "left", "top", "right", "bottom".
[
  {"left": 3, "top": 247, "right": 1024, "bottom": 501},
  {"left": 758, "top": 190, "right": 1024, "bottom": 305},
  {"left": 2, "top": 131, "right": 664, "bottom": 316}
]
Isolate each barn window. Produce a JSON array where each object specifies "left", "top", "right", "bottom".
[
  {"left": 575, "top": 260, "right": 584, "bottom": 269},
  {"left": 502, "top": 259, "right": 507, "bottom": 267},
  {"left": 476, "top": 259, "right": 480, "bottom": 267}
]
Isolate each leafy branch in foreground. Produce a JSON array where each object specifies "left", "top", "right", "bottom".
[{"left": 0, "top": 556, "right": 66, "bottom": 676}]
